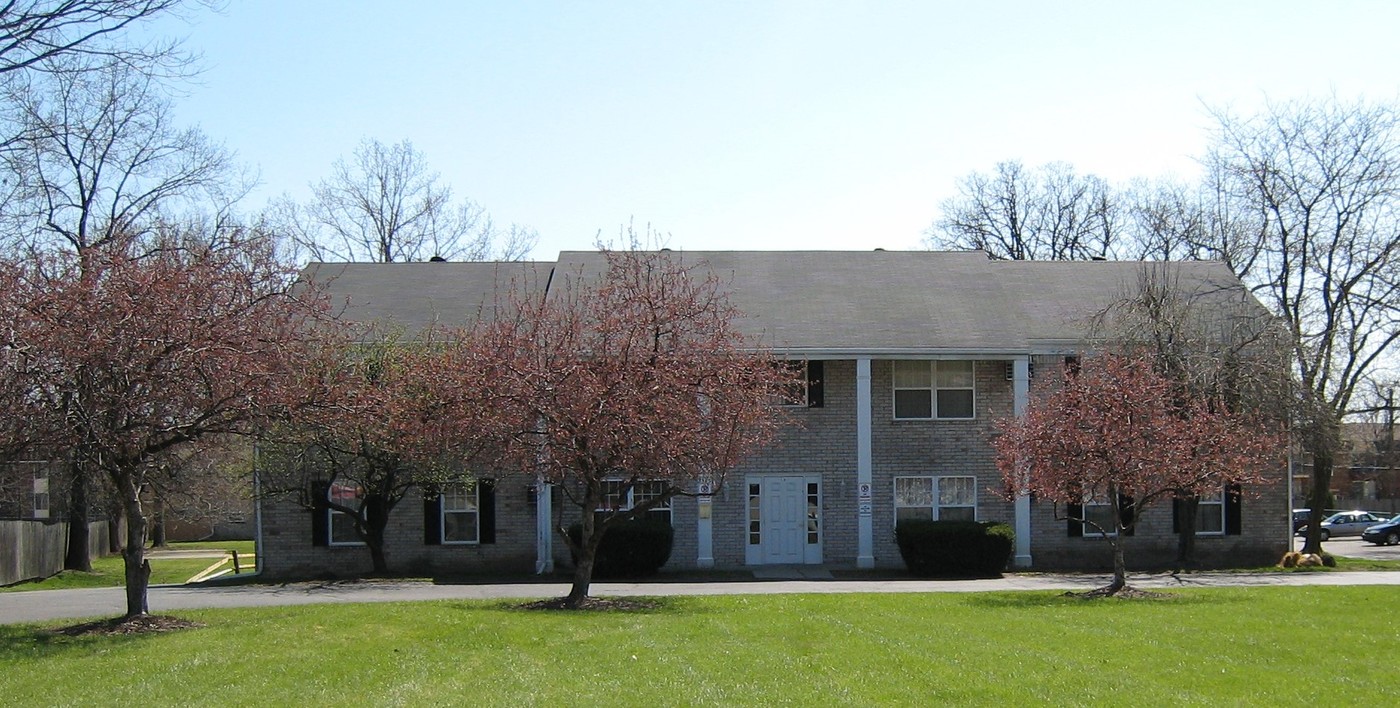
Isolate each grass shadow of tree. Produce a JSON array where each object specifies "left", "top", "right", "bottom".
[
  {"left": 962, "top": 589, "right": 1244, "bottom": 610},
  {"left": 0, "top": 621, "right": 181, "bottom": 663}
]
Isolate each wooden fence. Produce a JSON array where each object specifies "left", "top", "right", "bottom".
[{"left": 0, "top": 520, "right": 109, "bottom": 586}]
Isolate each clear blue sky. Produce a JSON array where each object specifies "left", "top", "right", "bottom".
[{"left": 157, "top": 1, "right": 1400, "bottom": 258}]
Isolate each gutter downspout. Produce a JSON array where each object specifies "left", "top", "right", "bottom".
[{"left": 1013, "top": 356, "right": 1033, "bottom": 568}]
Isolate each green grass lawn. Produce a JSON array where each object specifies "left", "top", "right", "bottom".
[
  {"left": 0, "top": 542, "right": 256, "bottom": 593},
  {"left": 0, "top": 586, "right": 1394, "bottom": 704},
  {"left": 165, "top": 540, "right": 255, "bottom": 555}
]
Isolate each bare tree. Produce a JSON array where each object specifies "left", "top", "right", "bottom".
[
  {"left": 927, "top": 160, "right": 1121, "bottom": 260},
  {"left": 1, "top": 53, "right": 235, "bottom": 256},
  {"left": 0, "top": 1, "right": 206, "bottom": 78},
  {"left": 0, "top": 52, "right": 236, "bottom": 569},
  {"left": 1091, "top": 263, "right": 1291, "bottom": 565},
  {"left": 1209, "top": 97, "right": 1400, "bottom": 554},
  {"left": 271, "top": 138, "right": 537, "bottom": 263}
]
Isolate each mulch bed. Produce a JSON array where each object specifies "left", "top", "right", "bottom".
[
  {"left": 1064, "top": 585, "right": 1175, "bottom": 600},
  {"left": 517, "top": 596, "right": 661, "bottom": 612},
  {"left": 55, "top": 614, "right": 204, "bottom": 637}
]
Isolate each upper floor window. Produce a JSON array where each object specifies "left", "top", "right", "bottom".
[
  {"left": 775, "top": 361, "right": 809, "bottom": 406},
  {"left": 773, "top": 360, "right": 825, "bottom": 408},
  {"left": 892, "top": 360, "right": 975, "bottom": 419}
]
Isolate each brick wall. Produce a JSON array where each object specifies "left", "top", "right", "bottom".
[
  {"left": 258, "top": 480, "right": 539, "bottom": 580},
  {"left": 1021, "top": 354, "right": 1289, "bottom": 570},
  {"left": 260, "top": 354, "right": 1290, "bottom": 578}
]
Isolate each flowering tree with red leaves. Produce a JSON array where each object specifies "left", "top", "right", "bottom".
[
  {"left": 993, "top": 353, "right": 1281, "bottom": 595},
  {"left": 0, "top": 232, "right": 327, "bottom": 617},
  {"left": 261, "top": 326, "right": 493, "bottom": 574},
  {"left": 478, "top": 250, "right": 797, "bottom": 607}
]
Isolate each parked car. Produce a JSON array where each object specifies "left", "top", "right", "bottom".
[
  {"left": 1293, "top": 508, "right": 1345, "bottom": 533},
  {"left": 1299, "top": 511, "right": 1388, "bottom": 540},
  {"left": 1293, "top": 509, "right": 1310, "bottom": 533},
  {"left": 1361, "top": 514, "right": 1400, "bottom": 546}
]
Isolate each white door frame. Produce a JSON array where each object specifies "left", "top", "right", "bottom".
[{"left": 744, "top": 474, "right": 823, "bottom": 565}]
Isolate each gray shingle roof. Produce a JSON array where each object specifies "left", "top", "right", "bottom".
[
  {"left": 300, "top": 252, "right": 1259, "bottom": 356},
  {"left": 301, "top": 261, "right": 550, "bottom": 332},
  {"left": 554, "top": 251, "right": 1255, "bottom": 356}
]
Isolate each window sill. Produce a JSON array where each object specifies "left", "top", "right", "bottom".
[{"left": 891, "top": 417, "right": 978, "bottom": 422}]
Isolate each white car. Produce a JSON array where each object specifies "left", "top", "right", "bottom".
[{"left": 1300, "top": 511, "right": 1387, "bottom": 540}]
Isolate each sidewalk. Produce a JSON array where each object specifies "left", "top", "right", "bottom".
[{"left": 3, "top": 569, "right": 1398, "bottom": 625}]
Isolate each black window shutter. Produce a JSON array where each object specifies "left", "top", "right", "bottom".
[
  {"left": 1119, "top": 495, "right": 1135, "bottom": 537},
  {"left": 479, "top": 479, "right": 496, "bottom": 544},
  {"left": 807, "top": 360, "right": 825, "bottom": 408},
  {"left": 424, "top": 493, "right": 442, "bottom": 545},
  {"left": 1225, "top": 484, "right": 1243, "bottom": 535},
  {"left": 1172, "top": 497, "right": 1183, "bottom": 534},
  {"left": 310, "top": 481, "right": 329, "bottom": 547},
  {"left": 1067, "top": 502, "right": 1083, "bottom": 537}
]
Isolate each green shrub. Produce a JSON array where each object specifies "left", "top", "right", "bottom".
[
  {"left": 567, "top": 518, "right": 675, "bottom": 577},
  {"left": 895, "top": 520, "right": 1014, "bottom": 578}
]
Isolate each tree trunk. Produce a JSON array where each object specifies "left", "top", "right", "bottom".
[
  {"left": 150, "top": 496, "right": 167, "bottom": 548},
  {"left": 564, "top": 500, "right": 602, "bottom": 608},
  {"left": 362, "top": 495, "right": 390, "bottom": 575},
  {"left": 63, "top": 463, "right": 91, "bottom": 571},
  {"left": 1108, "top": 538, "right": 1127, "bottom": 593},
  {"left": 1302, "top": 443, "right": 1334, "bottom": 555},
  {"left": 366, "top": 532, "right": 388, "bottom": 575},
  {"left": 566, "top": 542, "right": 597, "bottom": 608},
  {"left": 121, "top": 478, "right": 150, "bottom": 617},
  {"left": 1175, "top": 496, "right": 1199, "bottom": 568},
  {"left": 108, "top": 511, "right": 123, "bottom": 553}
]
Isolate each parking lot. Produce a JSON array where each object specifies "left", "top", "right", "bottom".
[{"left": 1315, "top": 536, "right": 1400, "bottom": 561}]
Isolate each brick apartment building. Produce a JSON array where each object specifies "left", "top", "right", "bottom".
[{"left": 257, "top": 250, "right": 1290, "bottom": 578}]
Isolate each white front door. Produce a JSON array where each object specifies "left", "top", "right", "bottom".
[{"left": 746, "top": 476, "right": 822, "bottom": 565}]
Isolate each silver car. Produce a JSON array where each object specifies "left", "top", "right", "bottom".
[{"left": 1307, "top": 511, "right": 1387, "bottom": 540}]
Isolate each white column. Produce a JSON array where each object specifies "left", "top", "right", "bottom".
[
  {"left": 1012, "top": 355, "right": 1033, "bottom": 568},
  {"left": 535, "top": 479, "right": 554, "bottom": 574},
  {"left": 696, "top": 483, "right": 714, "bottom": 568},
  {"left": 857, "top": 358, "right": 875, "bottom": 569}
]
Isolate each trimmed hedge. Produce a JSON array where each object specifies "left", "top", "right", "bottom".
[
  {"left": 567, "top": 518, "right": 675, "bottom": 578},
  {"left": 895, "top": 520, "right": 1014, "bottom": 578}
]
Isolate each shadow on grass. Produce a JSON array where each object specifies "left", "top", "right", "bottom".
[
  {"left": 449, "top": 595, "right": 693, "bottom": 615},
  {"left": 963, "top": 589, "right": 1239, "bottom": 610},
  {"left": 0, "top": 619, "right": 176, "bottom": 663}
]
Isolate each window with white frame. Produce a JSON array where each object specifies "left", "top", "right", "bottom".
[
  {"left": 892, "top": 361, "right": 975, "bottom": 419},
  {"left": 440, "top": 484, "right": 480, "bottom": 544},
  {"left": 894, "top": 476, "right": 977, "bottom": 523},
  {"left": 600, "top": 479, "right": 672, "bottom": 523},
  {"left": 774, "top": 360, "right": 809, "bottom": 406},
  {"left": 327, "top": 482, "right": 364, "bottom": 545},
  {"left": 1081, "top": 493, "right": 1118, "bottom": 536},
  {"left": 1194, "top": 488, "right": 1226, "bottom": 535}
]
